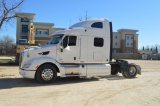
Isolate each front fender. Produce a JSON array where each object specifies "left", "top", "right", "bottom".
[
  {"left": 23, "top": 57, "right": 61, "bottom": 71},
  {"left": 23, "top": 57, "right": 66, "bottom": 77}
]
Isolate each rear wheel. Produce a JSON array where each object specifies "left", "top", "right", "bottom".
[
  {"left": 123, "top": 64, "right": 137, "bottom": 78},
  {"left": 36, "top": 64, "right": 57, "bottom": 83}
]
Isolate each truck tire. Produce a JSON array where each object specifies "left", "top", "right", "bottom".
[
  {"left": 36, "top": 64, "right": 57, "bottom": 83},
  {"left": 111, "top": 68, "right": 119, "bottom": 75},
  {"left": 124, "top": 64, "right": 137, "bottom": 78}
]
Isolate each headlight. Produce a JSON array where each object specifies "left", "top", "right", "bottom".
[{"left": 22, "top": 63, "right": 31, "bottom": 68}]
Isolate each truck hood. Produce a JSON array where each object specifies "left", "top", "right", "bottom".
[
  {"left": 22, "top": 44, "right": 57, "bottom": 65},
  {"left": 24, "top": 44, "right": 56, "bottom": 53}
]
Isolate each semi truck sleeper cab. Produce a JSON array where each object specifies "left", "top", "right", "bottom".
[{"left": 19, "top": 19, "right": 141, "bottom": 83}]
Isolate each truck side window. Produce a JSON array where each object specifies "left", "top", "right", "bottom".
[
  {"left": 91, "top": 22, "right": 103, "bottom": 28},
  {"left": 68, "top": 36, "right": 77, "bottom": 46},
  {"left": 94, "top": 37, "right": 104, "bottom": 47},
  {"left": 63, "top": 36, "right": 68, "bottom": 48}
]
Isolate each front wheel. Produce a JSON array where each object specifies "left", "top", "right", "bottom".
[{"left": 36, "top": 64, "right": 57, "bottom": 83}]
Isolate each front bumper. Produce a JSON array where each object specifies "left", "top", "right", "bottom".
[{"left": 19, "top": 68, "right": 36, "bottom": 79}]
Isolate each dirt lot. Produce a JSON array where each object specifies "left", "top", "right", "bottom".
[{"left": 0, "top": 60, "right": 160, "bottom": 106}]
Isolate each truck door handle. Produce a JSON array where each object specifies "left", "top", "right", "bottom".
[{"left": 74, "top": 57, "right": 76, "bottom": 60}]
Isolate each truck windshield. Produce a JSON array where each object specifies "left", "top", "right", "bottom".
[{"left": 49, "top": 34, "right": 64, "bottom": 44}]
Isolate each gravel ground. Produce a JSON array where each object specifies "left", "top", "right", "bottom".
[{"left": 0, "top": 60, "right": 160, "bottom": 106}]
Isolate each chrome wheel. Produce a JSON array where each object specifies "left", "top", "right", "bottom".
[
  {"left": 129, "top": 66, "right": 136, "bottom": 76},
  {"left": 41, "top": 68, "right": 53, "bottom": 81}
]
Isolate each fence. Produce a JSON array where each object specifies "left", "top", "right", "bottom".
[
  {"left": 0, "top": 48, "right": 16, "bottom": 56},
  {"left": 112, "top": 53, "right": 142, "bottom": 60}
]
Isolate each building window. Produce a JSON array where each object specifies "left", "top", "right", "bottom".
[
  {"left": 126, "top": 36, "right": 129, "bottom": 40},
  {"left": 36, "top": 29, "right": 49, "bottom": 35},
  {"left": 22, "top": 25, "right": 28, "bottom": 34},
  {"left": 91, "top": 22, "right": 103, "bottom": 28},
  {"left": 94, "top": 37, "right": 104, "bottom": 47},
  {"left": 126, "top": 43, "right": 129, "bottom": 47},
  {"left": 37, "top": 30, "right": 42, "bottom": 34},
  {"left": 126, "top": 35, "right": 133, "bottom": 40},
  {"left": 115, "top": 42, "right": 117, "bottom": 46},
  {"left": 21, "top": 18, "right": 29, "bottom": 22},
  {"left": 126, "top": 42, "right": 133, "bottom": 47},
  {"left": 115, "top": 36, "right": 117, "bottom": 39}
]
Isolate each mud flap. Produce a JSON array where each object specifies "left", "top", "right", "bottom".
[
  {"left": 119, "top": 61, "right": 129, "bottom": 78},
  {"left": 135, "top": 65, "right": 141, "bottom": 75}
]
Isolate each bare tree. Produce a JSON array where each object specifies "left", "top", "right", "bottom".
[
  {"left": 145, "top": 45, "right": 150, "bottom": 51},
  {"left": 150, "top": 45, "right": 158, "bottom": 54},
  {"left": 157, "top": 45, "right": 160, "bottom": 53},
  {"left": 0, "top": 35, "right": 15, "bottom": 55},
  {"left": 0, "top": 0, "right": 24, "bottom": 29}
]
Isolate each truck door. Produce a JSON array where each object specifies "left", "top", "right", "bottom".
[
  {"left": 80, "top": 35, "right": 88, "bottom": 62},
  {"left": 59, "top": 35, "right": 78, "bottom": 63}
]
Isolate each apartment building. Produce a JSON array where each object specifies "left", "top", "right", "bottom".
[
  {"left": 15, "top": 12, "right": 62, "bottom": 45},
  {"left": 113, "top": 29, "right": 139, "bottom": 53}
]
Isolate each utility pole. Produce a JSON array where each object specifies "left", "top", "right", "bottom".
[{"left": 85, "top": 10, "right": 88, "bottom": 20}]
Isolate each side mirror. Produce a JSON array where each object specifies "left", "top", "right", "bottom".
[
  {"left": 24, "top": 45, "right": 26, "bottom": 50},
  {"left": 59, "top": 36, "right": 68, "bottom": 52},
  {"left": 38, "top": 43, "right": 41, "bottom": 46},
  {"left": 28, "top": 44, "right": 30, "bottom": 49}
]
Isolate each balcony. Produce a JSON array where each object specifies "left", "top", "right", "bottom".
[{"left": 35, "top": 34, "right": 51, "bottom": 38}]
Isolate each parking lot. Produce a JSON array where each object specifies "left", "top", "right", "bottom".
[{"left": 0, "top": 60, "right": 160, "bottom": 106}]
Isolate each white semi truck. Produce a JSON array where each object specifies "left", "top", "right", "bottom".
[{"left": 19, "top": 19, "right": 141, "bottom": 83}]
